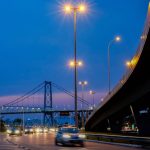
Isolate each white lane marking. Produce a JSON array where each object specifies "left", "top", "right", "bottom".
[{"left": 59, "top": 148, "right": 88, "bottom": 150}]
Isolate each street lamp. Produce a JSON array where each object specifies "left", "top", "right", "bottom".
[
  {"left": 126, "top": 60, "right": 133, "bottom": 69},
  {"left": 0, "top": 107, "right": 2, "bottom": 132},
  {"left": 79, "top": 81, "right": 88, "bottom": 128},
  {"left": 22, "top": 107, "right": 24, "bottom": 134},
  {"left": 64, "top": 4, "right": 87, "bottom": 14},
  {"left": 69, "top": 60, "right": 83, "bottom": 68},
  {"left": 108, "top": 36, "right": 121, "bottom": 94},
  {"left": 89, "top": 90, "right": 96, "bottom": 109},
  {"left": 63, "top": 3, "right": 87, "bottom": 128}
]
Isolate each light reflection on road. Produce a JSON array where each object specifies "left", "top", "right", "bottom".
[{"left": 5, "top": 133, "right": 145, "bottom": 150}]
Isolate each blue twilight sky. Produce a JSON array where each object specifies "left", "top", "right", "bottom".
[{"left": 0, "top": 0, "right": 149, "bottom": 105}]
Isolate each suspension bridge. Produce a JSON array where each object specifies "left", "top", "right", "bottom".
[{"left": 0, "top": 81, "right": 92, "bottom": 127}]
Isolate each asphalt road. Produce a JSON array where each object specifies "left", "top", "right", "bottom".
[
  {"left": 0, "top": 134, "right": 22, "bottom": 150},
  {"left": 0, "top": 133, "right": 148, "bottom": 150}
]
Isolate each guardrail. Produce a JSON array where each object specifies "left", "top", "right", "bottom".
[{"left": 86, "top": 133, "right": 150, "bottom": 147}]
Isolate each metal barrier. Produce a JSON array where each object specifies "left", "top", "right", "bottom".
[{"left": 86, "top": 133, "right": 150, "bottom": 147}]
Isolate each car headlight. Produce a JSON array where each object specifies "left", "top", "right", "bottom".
[
  {"left": 15, "top": 130, "right": 20, "bottom": 134},
  {"left": 79, "top": 134, "right": 86, "bottom": 139},
  {"left": 30, "top": 129, "right": 33, "bottom": 132},
  {"left": 36, "top": 129, "right": 39, "bottom": 132},
  {"left": 49, "top": 128, "right": 55, "bottom": 132},
  {"left": 7, "top": 129, "right": 12, "bottom": 134},
  {"left": 25, "top": 129, "right": 28, "bottom": 132},
  {"left": 39, "top": 129, "right": 43, "bottom": 132},
  {"left": 44, "top": 129, "right": 48, "bottom": 132},
  {"left": 62, "top": 134, "right": 71, "bottom": 138}
]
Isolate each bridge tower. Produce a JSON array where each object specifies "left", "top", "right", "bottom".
[{"left": 43, "top": 81, "right": 53, "bottom": 127}]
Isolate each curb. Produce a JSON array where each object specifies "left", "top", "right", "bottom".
[{"left": 85, "top": 139, "right": 143, "bottom": 149}]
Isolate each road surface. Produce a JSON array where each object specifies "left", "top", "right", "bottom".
[
  {"left": 0, "top": 134, "right": 22, "bottom": 150},
  {"left": 0, "top": 133, "right": 148, "bottom": 150}
]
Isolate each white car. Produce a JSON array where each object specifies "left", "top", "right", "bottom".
[
  {"left": 55, "top": 127, "right": 85, "bottom": 147},
  {"left": 7, "top": 127, "right": 22, "bottom": 136}
]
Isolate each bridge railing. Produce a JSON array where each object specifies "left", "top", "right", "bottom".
[
  {"left": 87, "top": 3, "right": 150, "bottom": 122},
  {"left": 0, "top": 106, "right": 92, "bottom": 114}
]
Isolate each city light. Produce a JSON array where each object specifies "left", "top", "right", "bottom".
[
  {"left": 126, "top": 56, "right": 139, "bottom": 69},
  {"left": 78, "top": 61, "right": 83, "bottom": 66},
  {"left": 115, "top": 36, "right": 121, "bottom": 42},
  {"left": 79, "top": 81, "right": 88, "bottom": 85},
  {"left": 63, "top": 3, "right": 87, "bottom": 14},
  {"left": 69, "top": 61, "right": 74, "bottom": 67},
  {"left": 126, "top": 61, "right": 132, "bottom": 68},
  {"left": 89, "top": 90, "right": 96, "bottom": 95},
  {"left": 64, "top": 4, "right": 72, "bottom": 13},
  {"left": 131, "top": 56, "right": 139, "bottom": 66},
  {"left": 69, "top": 60, "right": 83, "bottom": 67},
  {"left": 78, "top": 4, "right": 87, "bottom": 13}
]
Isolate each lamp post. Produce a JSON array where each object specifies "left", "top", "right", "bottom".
[
  {"left": 79, "top": 81, "right": 88, "bottom": 128},
  {"left": 64, "top": 3, "right": 87, "bottom": 128},
  {"left": 89, "top": 90, "right": 96, "bottom": 109},
  {"left": 0, "top": 106, "right": 2, "bottom": 132},
  {"left": 22, "top": 107, "right": 24, "bottom": 134},
  {"left": 108, "top": 36, "right": 121, "bottom": 94}
]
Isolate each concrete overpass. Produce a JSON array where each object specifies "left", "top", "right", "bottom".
[{"left": 85, "top": 3, "right": 150, "bottom": 136}]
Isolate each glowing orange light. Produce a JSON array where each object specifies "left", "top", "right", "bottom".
[
  {"left": 64, "top": 4, "right": 72, "bottom": 13},
  {"left": 68, "top": 60, "right": 83, "bottom": 67},
  {"left": 131, "top": 56, "right": 139, "bottom": 66},
  {"left": 126, "top": 61, "right": 131, "bottom": 67},
  {"left": 63, "top": 3, "right": 87, "bottom": 14},
  {"left": 69, "top": 61, "right": 75, "bottom": 67},
  {"left": 78, "top": 4, "right": 86, "bottom": 12}
]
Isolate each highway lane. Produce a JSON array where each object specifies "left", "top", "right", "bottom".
[
  {"left": 0, "top": 134, "right": 22, "bottom": 150},
  {"left": 2, "top": 133, "right": 147, "bottom": 150}
]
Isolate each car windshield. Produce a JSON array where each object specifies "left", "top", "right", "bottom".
[{"left": 60, "top": 127, "right": 79, "bottom": 133}]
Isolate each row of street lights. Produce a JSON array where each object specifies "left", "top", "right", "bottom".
[
  {"left": 63, "top": 3, "right": 120, "bottom": 127},
  {"left": 63, "top": 2, "right": 136, "bottom": 128}
]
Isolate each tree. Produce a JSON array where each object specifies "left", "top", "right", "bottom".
[
  {"left": 13, "top": 118, "right": 22, "bottom": 126},
  {"left": 0, "top": 119, "right": 6, "bottom": 132}
]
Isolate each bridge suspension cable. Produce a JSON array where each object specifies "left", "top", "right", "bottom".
[
  {"left": 2, "top": 81, "right": 90, "bottom": 107},
  {"left": 3, "top": 82, "right": 44, "bottom": 107},
  {"left": 52, "top": 82, "right": 90, "bottom": 106}
]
